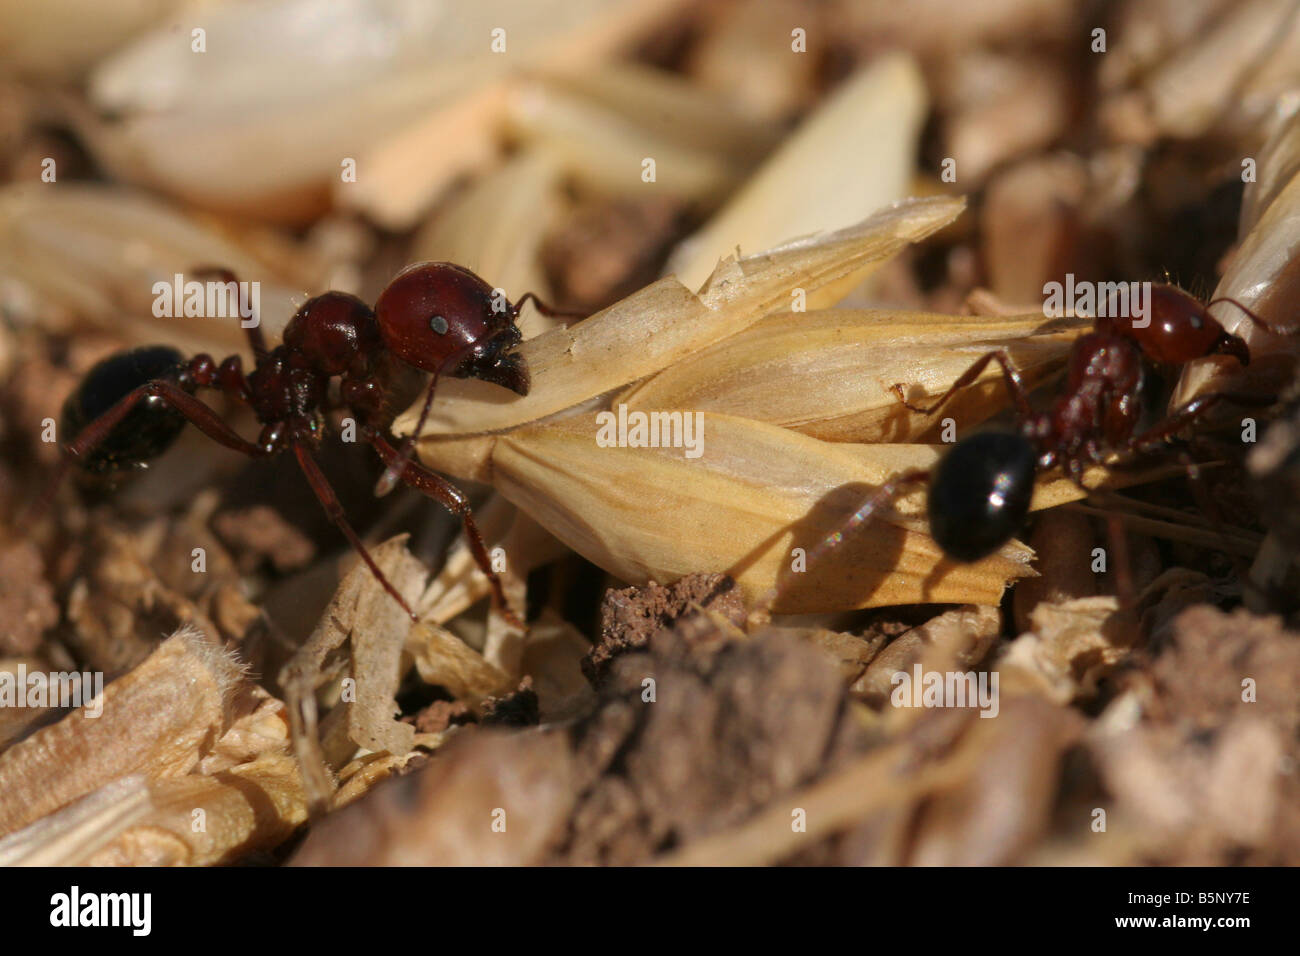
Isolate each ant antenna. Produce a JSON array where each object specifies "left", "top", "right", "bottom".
[
  {"left": 1206, "top": 297, "right": 1300, "bottom": 336},
  {"left": 749, "top": 470, "right": 931, "bottom": 624}
]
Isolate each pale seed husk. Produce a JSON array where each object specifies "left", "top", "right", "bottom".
[
  {"left": 618, "top": 308, "right": 1085, "bottom": 442},
  {"left": 488, "top": 411, "right": 1034, "bottom": 613}
]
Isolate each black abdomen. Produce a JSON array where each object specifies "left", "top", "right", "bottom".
[{"left": 61, "top": 346, "right": 188, "bottom": 474}]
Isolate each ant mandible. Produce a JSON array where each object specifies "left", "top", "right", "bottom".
[
  {"left": 38, "top": 262, "right": 573, "bottom": 628},
  {"left": 793, "top": 282, "right": 1284, "bottom": 588}
]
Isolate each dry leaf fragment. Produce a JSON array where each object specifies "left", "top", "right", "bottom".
[
  {"left": 406, "top": 622, "right": 515, "bottom": 708},
  {"left": 279, "top": 536, "right": 424, "bottom": 813},
  {"left": 997, "top": 596, "right": 1132, "bottom": 703}
]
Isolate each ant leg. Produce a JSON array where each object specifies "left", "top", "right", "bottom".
[
  {"left": 1103, "top": 511, "right": 1136, "bottom": 609},
  {"left": 1127, "top": 392, "right": 1274, "bottom": 456},
  {"left": 366, "top": 430, "right": 523, "bottom": 628},
  {"left": 1173, "top": 445, "right": 1258, "bottom": 594},
  {"left": 292, "top": 443, "right": 419, "bottom": 622},
  {"left": 512, "top": 292, "right": 587, "bottom": 322},
  {"left": 24, "top": 379, "right": 264, "bottom": 526},
  {"left": 193, "top": 266, "right": 268, "bottom": 358},
  {"left": 891, "top": 348, "right": 1034, "bottom": 421},
  {"left": 375, "top": 373, "right": 439, "bottom": 498}
]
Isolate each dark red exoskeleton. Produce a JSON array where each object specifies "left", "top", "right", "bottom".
[{"left": 42, "top": 262, "right": 576, "bottom": 627}]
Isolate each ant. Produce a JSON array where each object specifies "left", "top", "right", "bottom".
[
  {"left": 35, "top": 262, "right": 575, "bottom": 628},
  {"left": 791, "top": 282, "right": 1287, "bottom": 595}
]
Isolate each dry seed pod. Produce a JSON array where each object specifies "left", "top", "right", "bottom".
[
  {"left": 503, "top": 77, "right": 751, "bottom": 204},
  {"left": 486, "top": 412, "right": 1033, "bottom": 612},
  {"left": 537, "top": 61, "right": 782, "bottom": 162},
  {"left": 1101, "top": 0, "right": 1300, "bottom": 142},
  {"left": 84, "top": 0, "right": 686, "bottom": 220},
  {"left": 935, "top": 52, "right": 1072, "bottom": 187},
  {"left": 81, "top": 756, "right": 306, "bottom": 866},
  {"left": 335, "top": 82, "right": 514, "bottom": 231},
  {"left": 0, "top": 184, "right": 305, "bottom": 348},
  {"left": 0, "top": 756, "right": 307, "bottom": 866},
  {"left": 667, "top": 53, "right": 928, "bottom": 295},
  {"left": 1240, "top": 102, "right": 1300, "bottom": 235},
  {"left": 416, "top": 414, "right": 1157, "bottom": 614},
  {"left": 402, "top": 196, "right": 965, "bottom": 444},
  {"left": 618, "top": 309, "right": 1084, "bottom": 443},
  {"left": 0, "top": 624, "right": 242, "bottom": 837},
  {"left": 685, "top": 0, "right": 823, "bottom": 119},
  {"left": 0, "top": 656, "right": 57, "bottom": 751},
  {"left": 1172, "top": 106, "right": 1300, "bottom": 406}
]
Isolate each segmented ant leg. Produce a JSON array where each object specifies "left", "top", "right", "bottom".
[
  {"left": 891, "top": 348, "right": 1034, "bottom": 420},
  {"left": 366, "top": 430, "right": 524, "bottom": 628},
  {"left": 1104, "top": 511, "right": 1137, "bottom": 610},
  {"left": 24, "top": 379, "right": 264, "bottom": 526},
  {"left": 512, "top": 292, "right": 587, "bottom": 322},
  {"left": 756, "top": 468, "right": 932, "bottom": 620},
  {"left": 193, "top": 266, "right": 268, "bottom": 358},
  {"left": 292, "top": 443, "right": 419, "bottom": 622},
  {"left": 374, "top": 372, "right": 439, "bottom": 498},
  {"left": 1057, "top": 455, "right": 1136, "bottom": 605},
  {"left": 1127, "top": 392, "right": 1275, "bottom": 456},
  {"left": 1173, "top": 445, "right": 1260, "bottom": 597},
  {"left": 1123, "top": 397, "right": 1276, "bottom": 597}
]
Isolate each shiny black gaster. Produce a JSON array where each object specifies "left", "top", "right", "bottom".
[{"left": 60, "top": 345, "right": 188, "bottom": 474}]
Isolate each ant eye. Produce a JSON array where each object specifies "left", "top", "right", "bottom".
[{"left": 429, "top": 314, "right": 449, "bottom": 334}]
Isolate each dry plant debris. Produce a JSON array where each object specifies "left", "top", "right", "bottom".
[{"left": 1, "top": 0, "right": 1299, "bottom": 869}]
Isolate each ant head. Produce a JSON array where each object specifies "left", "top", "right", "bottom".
[
  {"left": 373, "top": 262, "right": 529, "bottom": 395},
  {"left": 283, "top": 291, "right": 379, "bottom": 376},
  {"left": 927, "top": 430, "right": 1037, "bottom": 562},
  {"left": 1137, "top": 284, "right": 1248, "bottom": 365}
]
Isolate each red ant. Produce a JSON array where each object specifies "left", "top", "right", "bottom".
[
  {"left": 36, "top": 262, "right": 575, "bottom": 628},
  {"left": 792, "top": 283, "right": 1285, "bottom": 590}
]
